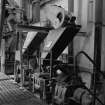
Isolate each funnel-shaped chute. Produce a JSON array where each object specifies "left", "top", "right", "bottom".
[{"left": 41, "top": 25, "right": 81, "bottom": 60}]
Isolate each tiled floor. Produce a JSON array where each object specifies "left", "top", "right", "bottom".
[{"left": 0, "top": 72, "right": 46, "bottom": 105}]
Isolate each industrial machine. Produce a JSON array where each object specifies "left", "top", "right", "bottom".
[
  {"left": 32, "top": 8, "right": 93, "bottom": 104},
  {"left": 0, "top": 1, "right": 105, "bottom": 105},
  {"left": 1, "top": 2, "right": 92, "bottom": 105},
  {"left": 31, "top": 4, "right": 87, "bottom": 104},
  {"left": 32, "top": 15, "right": 85, "bottom": 104},
  {"left": 33, "top": 61, "right": 92, "bottom": 105}
]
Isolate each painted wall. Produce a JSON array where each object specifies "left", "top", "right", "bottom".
[
  {"left": 73, "top": 0, "right": 105, "bottom": 73},
  {"left": 73, "top": 0, "right": 95, "bottom": 72},
  {"left": 72, "top": 0, "right": 105, "bottom": 90}
]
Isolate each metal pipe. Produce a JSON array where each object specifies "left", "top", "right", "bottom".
[
  {"left": 93, "top": 0, "right": 103, "bottom": 105},
  {"left": 19, "top": 32, "right": 24, "bottom": 87},
  {"left": 50, "top": 50, "right": 53, "bottom": 79},
  {"left": 0, "top": 0, "right": 6, "bottom": 39},
  {"left": 0, "top": 0, "right": 6, "bottom": 73},
  {"left": 16, "top": 25, "right": 52, "bottom": 33}
]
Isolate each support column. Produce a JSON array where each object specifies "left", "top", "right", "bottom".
[
  {"left": 93, "top": 0, "right": 103, "bottom": 73},
  {"left": 19, "top": 32, "right": 24, "bottom": 87},
  {"left": 93, "top": 0, "right": 103, "bottom": 105},
  {"left": 0, "top": 0, "right": 6, "bottom": 39},
  {"left": 14, "top": 33, "right": 19, "bottom": 82},
  {"left": 1, "top": 39, "right": 5, "bottom": 73},
  {"left": 68, "top": 0, "right": 74, "bottom": 64},
  {"left": 0, "top": 0, "right": 6, "bottom": 73}
]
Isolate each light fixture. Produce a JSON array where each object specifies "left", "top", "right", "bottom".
[{"left": 56, "top": 69, "right": 62, "bottom": 75}]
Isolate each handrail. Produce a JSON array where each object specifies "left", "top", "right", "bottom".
[
  {"left": 75, "top": 51, "right": 105, "bottom": 78},
  {"left": 75, "top": 51, "right": 105, "bottom": 105}
]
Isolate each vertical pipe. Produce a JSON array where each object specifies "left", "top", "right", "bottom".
[
  {"left": 39, "top": 50, "right": 41, "bottom": 73},
  {"left": 19, "top": 32, "right": 24, "bottom": 87},
  {"left": 50, "top": 50, "right": 53, "bottom": 79},
  {"left": 68, "top": 0, "right": 74, "bottom": 12},
  {"left": 1, "top": 39, "right": 5, "bottom": 73},
  {"left": 32, "top": 0, "right": 40, "bottom": 23},
  {"left": 0, "top": 0, "right": 6, "bottom": 38},
  {"left": 93, "top": 0, "right": 103, "bottom": 105},
  {"left": 68, "top": 0, "right": 74, "bottom": 64},
  {"left": 0, "top": 0, "right": 6, "bottom": 73},
  {"left": 19, "top": 0, "right": 24, "bottom": 87},
  {"left": 14, "top": 32, "right": 19, "bottom": 82},
  {"left": 23, "top": 0, "right": 31, "bottom": 21}
]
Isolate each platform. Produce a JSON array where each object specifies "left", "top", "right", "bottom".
[{"left": 0, "top": 72, "right": 46, "bottom": 105}]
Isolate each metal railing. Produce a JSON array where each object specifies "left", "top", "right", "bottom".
[
  {"left": 75, "top": 51, "right": 105, "bottom": 105},
  {"left": 75, "top": 51, "right": 105, "bottom": 78}
]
